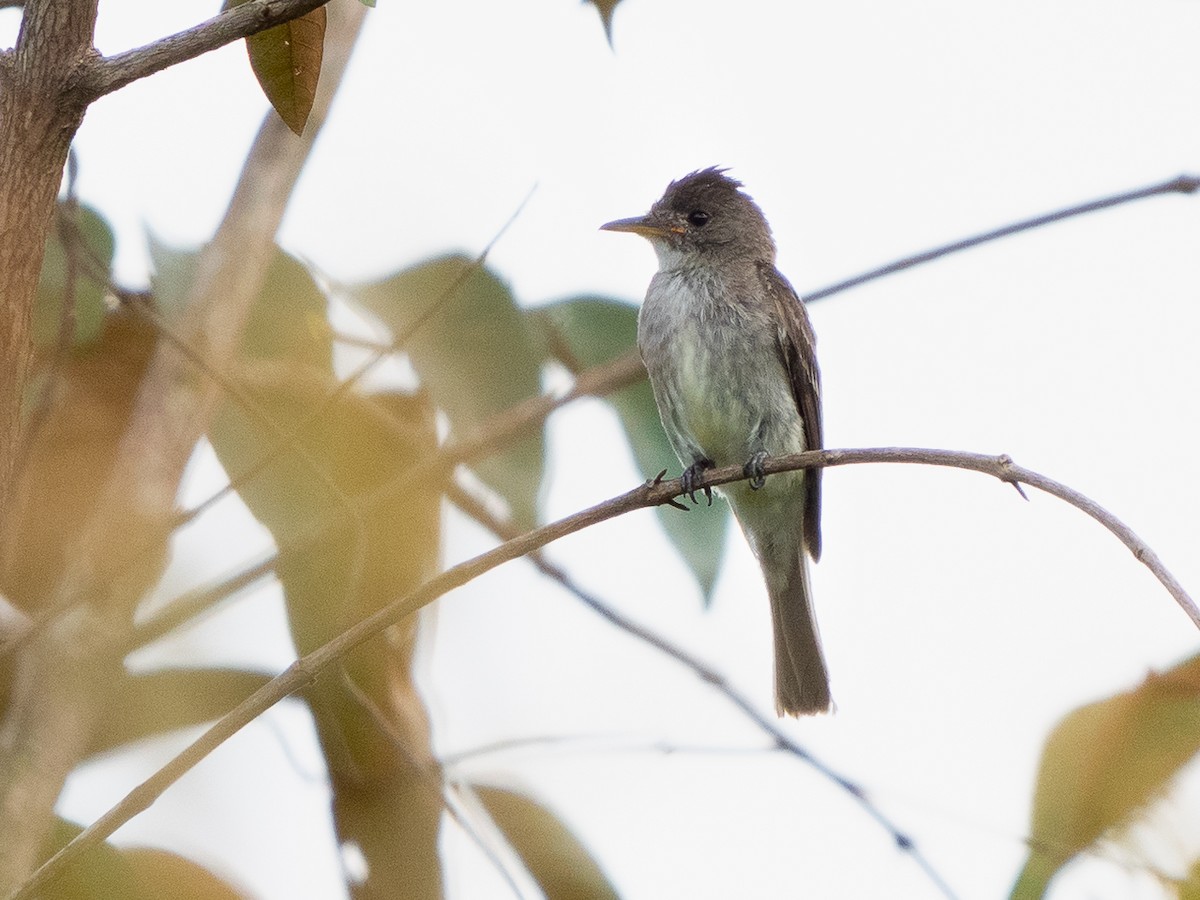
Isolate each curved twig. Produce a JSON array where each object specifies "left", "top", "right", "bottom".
[{"left": 15, "top": 445, "right": 1194, "bottom": 899}]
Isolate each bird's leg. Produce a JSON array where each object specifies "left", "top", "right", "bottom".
[
  {"left": 744, "top": 450, "right": 769, "bottom": 490},
  {"left": 681, "top": 458, "right": 715, "bottom": 506}
]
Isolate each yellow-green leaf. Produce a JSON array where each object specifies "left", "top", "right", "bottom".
[
  {"left": 476, "top": 785, "right": 620, "bottom": 900},
  {"left": 89, "top": 668, "right": 275, "bottom": 756},
  {"left": 1012, "top": 653, "right": 1200, "bottom": 899},
  {"left": 124, "top": 848, "right": 247, "bottom": 900}
]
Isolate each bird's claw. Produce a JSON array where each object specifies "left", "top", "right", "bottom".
[
  {"left": 681, "top": 460, "right": 714, "bottom": 506},
  {"left": 744, "top": 451, "right": 768, "bottom": 490}
]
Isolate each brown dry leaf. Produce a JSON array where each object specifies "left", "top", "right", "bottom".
[{"left": 225, "top": 0, "right": 326, "bottom": 134}]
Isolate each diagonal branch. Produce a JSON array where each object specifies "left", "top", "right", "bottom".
[
  {"left": 16, "top": 445, "right": 1195, "bottom": 899},
  {"left": 803, "top": 174, "right": 1200, "bottom": 302},
  {"left": 77, "top": 0, "right": 334, "bottom": 100}
]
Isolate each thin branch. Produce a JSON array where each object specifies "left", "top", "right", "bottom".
[
  {"left": 78, "top": 0, "right": 334, "bottom": 101},
  {"left": 445, "top": 481, "right": 958, "bottom": 898},
  {"left": 803, "top": 174, "right": 1200, "bottom": 302},
  {"left": 125, "top": 555, "right": 276, "bottom": 654},
  {"left": 16, "top": 445, "right": 1195, "bottom": 899}
]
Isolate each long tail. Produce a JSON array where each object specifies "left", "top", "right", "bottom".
[{"left": 765, "top": 545, "right": 830, "bottom": 716}]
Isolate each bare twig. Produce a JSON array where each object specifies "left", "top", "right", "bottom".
[
  {"left": 126, "top": 556, "right": 276, "bottom": 654},
  {"left": 445, "top": 480, "right": 958, "bottom": 898},
  {"left": 803, "top": 174, "right": 1200, "bottom": 302},
  {"left": 17, "top": 445, "right": 1194, "bottom": 899},
  {"left": 78, "top": 0, "right": 334, "bottom": 100}
]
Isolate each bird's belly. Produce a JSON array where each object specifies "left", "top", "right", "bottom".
[
  {"left": 672, "top": 341, "right": 751, "bottom": 461},
  {"left": 667, "top": 328, "right": 805, "bottom": 467}
]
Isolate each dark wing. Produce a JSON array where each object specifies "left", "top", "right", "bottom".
[{"left": 760, "top": 262, "right": 823, "bottom": 561}]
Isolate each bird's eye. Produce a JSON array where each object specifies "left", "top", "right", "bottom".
[{"left": 687, "top": 210, "right": 711, "bottom": 226}]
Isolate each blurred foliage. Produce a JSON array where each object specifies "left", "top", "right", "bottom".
[
  {"left": 88, "top": 668, "right": 276, "bottom": 757},
  {"left": 210, "top": 366, "right": 445, "bottom": 899},
  {"left": 42, "top": 819, "right": 143, "bottom": 900},
  {"left": 477, "top": 785, "right": 620, "bottom": 900},
  {"left": 121, "top": 848, "right": 248, "bottom": 900},
  {"left": 223, "top": 0, "right": 326, "bottom": 135},
  {"left": 0, "top": 309, "right": 162, "bottom": 616},
  {"left": 1012, "top": 652, "right": 1200, "bottom": 898},
  {"left": 207, "top": 257, "right": 444, "bottom": 899},
  {"left": 1181, "top": 859, "right": 1200, "bottom": 900},
  {"left": 42, "top": 819, "right": 247, "bottom": 900},
  {"left": 34, "top": 203, "right": 114, "bottom": 351},
  {"left": 532, "top": 296, "right": 728, "bottom": 602},
  {"left": 355, "top": 254, "right": 546, "bottom": 529},
  {"left": 150, "top": 241, "right": 333, "bottom": 371}
]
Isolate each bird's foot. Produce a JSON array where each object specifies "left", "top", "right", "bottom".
[
  {"left": 744, "top": 451, "right": 769, "bottom": 490},
  {"left": 681, "top": 459, "right": 714, "bottom": 506}
]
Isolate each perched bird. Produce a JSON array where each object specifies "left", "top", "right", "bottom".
[{"left": 602, "top": 168, "right": 829, "bottom": 715}]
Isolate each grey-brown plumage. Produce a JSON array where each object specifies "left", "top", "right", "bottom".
[{"left": 601, "top": 168, "right": 829, "bottom": 716}]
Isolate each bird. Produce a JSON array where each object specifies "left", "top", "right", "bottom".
[{"left": 601, "top": 167, "right": 829, "bottom": 716}]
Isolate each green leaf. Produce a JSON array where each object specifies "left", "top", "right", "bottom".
[
  {"left": 354, "top": 254, "right": 545, "bottom": 528},
  {"left": 224, "top": 0, "right": 326, "bottom": 135},
  {"left": 533, "top": 297, "right": 728, "bottom": 602},
  {"left": 241, "top": 249, "right": 333, "bottom": 373},
  {"left": 358, "top": 0, "right": 376, "bottom": 6},
  {"left": 34, "top": 203, "right": 115, "bottom": 350},
  {"left": 90, "top": 668, "right": 275, "bottom": 756},
  {"left": 476, "top": 785, "right": 620, "bottom": 900},
  {"left": 1011, "top": 653, "right": 1200, "bottom": 899},
  {"left": 149, "top": 240, "right": 332, "bottom": 373}
]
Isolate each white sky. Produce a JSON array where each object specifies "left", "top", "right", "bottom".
[{"left": 17, "top": 0, "right": 1200, "bottom": 898}]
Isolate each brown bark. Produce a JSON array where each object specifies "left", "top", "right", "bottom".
[
  {"left": 0, "top": 3, "right": 100, "bottom": 886},
  {"left": 0, "top": 0, "right": 97, "bottom": 524}
]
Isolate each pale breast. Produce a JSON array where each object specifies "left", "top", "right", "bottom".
[{"left": 638, "top": 268, "right": 806, "bottom": 468}]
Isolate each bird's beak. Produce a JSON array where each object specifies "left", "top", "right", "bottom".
[{"left": 600, "top": 216, "right": 676, "bottom": 238}]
